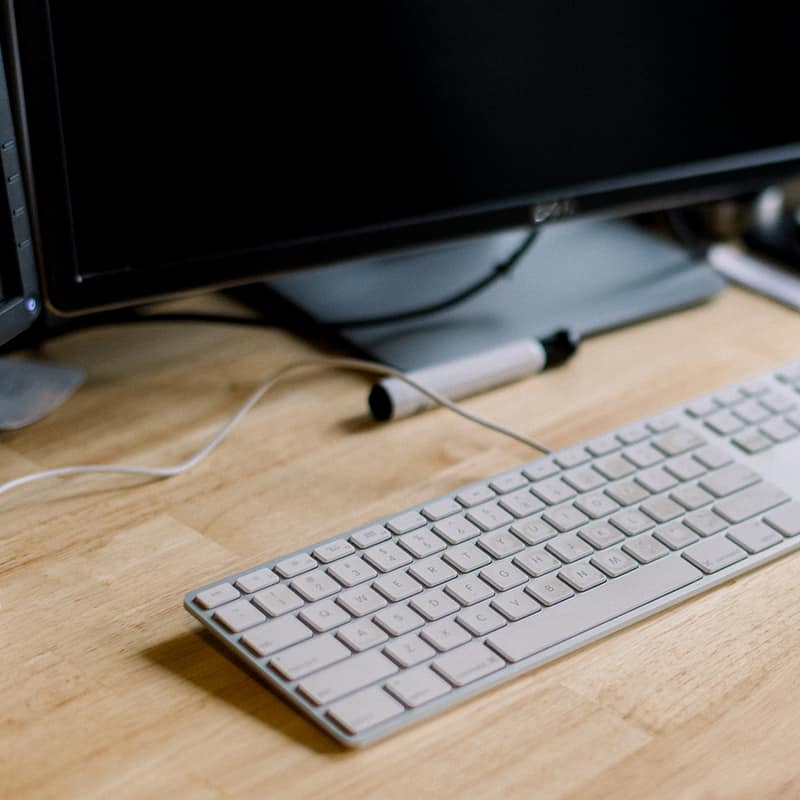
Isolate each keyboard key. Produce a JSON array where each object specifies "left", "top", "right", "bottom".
[
  {"left": 479, "top": 560, "right": 528, "bottom": 591},
  {"left": 443, "top": 542, "right": 492, "bottom": 572},
  {"left": 604, "top": 480, "right": 649, "bottom": 507},
  {"left": 714, "top": 387, "right": 744, "bottom": 406},
  {"left": 787, "top": 410, "right": 800, "bottom": 430},
  {"left": 713, "top": 483, "right": 790, "bottom": 523},
  {"left": 241, "top": 616, "right": 313, "bottom": 657},
  {"left": 760, "top": 391, "right": 795, "bottom": 414},
  {"left": 586, "top": 434, "right": 621, "bottom": 456},
  {"left": 410, "top": 590, "right": 460, "bottom": 621},
  {"left": 686, "top": 396, "right": 720, "bottom": 417},
  {"left": 421, "top": 498, "right": 462, "bottom": 521},
  {"left": 733, "top": 399, "right": 771, "bottom": 425},
  {"left": 590, "top": 548, "right": 638, "bottom": 578},
  {"left": 253, "top": 584, "right": 304, "bottom": 617},
  {"left": 682, "top": 538, "right": 748, "bottom": 574},
  {"left": 195, "top": 582, "right": 239, "bottom": 609},
  {"left": 616, "top": 422, "right": 650, "bottom": 444},
  {"left": 525, "top": 576, "right": 574, "bottom": 605},
  {"left": 763, "top": 502, "right": 800, "bottom": 537},
  {"left": 624, "top": 442, "right": 663, "bottom": 468},
  {"left": 776, "top": 364, "right": 800, "bottom": 384},
  {"left": 432, "top": 516, "right": 481, "bottom": 544},
  {"left": 477, "top": 530, "right": 525, "bottom": 559},
  {"left": 363, "top": 541, "right": 413, "bottom": 572},
  {"left": 386, "top": 511, "right": 427, "bottom": 534},
  {"left": 683, "top": 508, "right": 727, "bottom": 537},
  {"left": 373, "top": 605, "right": 425, "bottom": 636},
  {"left": 622, "top": 534, "right": 669, "bottom": 564},
  {"left": 574, "top": 491, "right": 620, "bottom": 519},
  {"left": 704, "top": 409, "right": 745, "bottom": 436},
  {"left": 386, "top": 666, "right": 452, "bottom": 708},
  {"left": 558, "top": 562, "right": 606, "bottom": 592},
  {"left": 640, "top": 495, "right": 684, "bottom": 523},
  {"left": 398, "top": 529, "right": 447, "bottom": 558},
  {"left": 609, "top": 509, "right": 654, "bottom": 536},
  {"left": 349, "top": 525, "right": 391, "bottom": 549},
  {"left": 546, "top": 533, "right": 593, "bottom": 563},
  {"left": 372, "top": 571, "right": 423, "bottom": 602},
  {"left": 488, "top": 557, "right": 701, "bottom": 662},
  {"left": 408, "top": 556, "right": 457, "bottom": 587},
  {"left": 522, "top": 459, "right": 559, "bottom": 481},
  {"left": 594, "top": 454, "right": 636, "bottom": 480},
  {"left": 337, "top": 586, "right": 387, "bottom": 616},
  {"left": 466, "top": 503, "right": 515, "bottom": 531},
  {"left": 327, "top": 687, "right": 404, "bottom": 734},
  {"left": 531, "top": 477, "right": 576, "bottom": 505},
  {"left": 489, "top": 471, "right": 528, "bottom": 494},
  {"left": 235, "top": 569, "right": 279, "bottom": 595},
  {"left": 336, "top": 620, "right": 389, "bottom": 652},
  {"left": 513, "top": 547, "right": 562, "bottom": 576},
  {"left": 313, "top": 538, "right": 355, "bottom": 563},
  {"left": 457, "top": 604, "right": 507, "bottom": 636},
  {"left": 509, "top": 518, "right": 558, "bottom": 545},
  {"left": 422, "top": 619, "right": 472, "bottom": 651},
  {"left": 651, "top": 427, "right": 705, "bottom": 456},
  {"left": 456, "top": 485, "right": 495, "bottom": 507},
  {"left": 554, "top": 446, "right": 591, "bottom": 468},
  {"left": 213, "top": 599, "right": 266, "bottom": 632},
  {"left": 563, "top": 466, "right": 607, "bottom": 493},
  {"left": 693, "top": 445, "right": 733, "bottom": 470},
  {"left": 270, "top": 634, "right": 350, "bottom": 680},
  {"left": 433, "top": 643, "right": 506, "bottom": 686},
  {"left": 327, "top": 556, "right": 378, "bottom": 587},
  {"left": 299, "top": 599, "right": 351, "bottom": 632},
  {"left": 445, "top": 574, "right": 495, "bottom": 605},
  {"left": 635, "top": 466, "right": 678, "bottom": 494},
  {"left": 653, "top": 522, "right": 699, "bottom": 550},
  {"left": 726, "top": 520, "right": 783, "bottom": 554},
  {"left": 291, "top": 570, "right": 341, "bottom": 602},
  {"left": 578, "top": 521, "right": 625, "bottom": 549},
  {"left": 699, "top": 464, "right": 761, "bottom": 497},
  {"left": 274, "top": 553, "right": 317, "bottom": 578},
  {"left": 731, "top": 430, "right": 772, "bottom": 454},
  {"left": 760, "top": 417, "right": 798, "bottom": 443},
  {"left": 299, "top": 650, "right": 397, "bottom": 705},
  {"left": 498, "top": 488, "right": 545, "bottom": 518},
  {"left": 542, "top": 504, "right": 590, "bottom": 532},
  {"left": 491, "top": 588, "right": 541, "bottom": 620},
  {"left": 647, "top": 413, "right": 679, "bottom": 432},
  {"left": 384, "top": 634, "right": 436, "bottom": 667},
  {"left": 741, "top": 378, "right": 770, "bottom": 395},
  {"left": 670, "top": 483, "right": 714, "bottom": 511},
  {"left": 664, "top": 454, "right": 706, "bottom": 482}
]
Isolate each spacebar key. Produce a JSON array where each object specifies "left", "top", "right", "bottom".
[{"left": 487, "top": 557, "right": 702, "bottom": 662}]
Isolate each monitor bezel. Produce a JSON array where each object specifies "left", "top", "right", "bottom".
[{"left": 11, "top": 0, "right": 800, "bottom": 316}]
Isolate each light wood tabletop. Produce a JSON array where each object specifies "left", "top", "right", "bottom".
[{"left": 2, "top": 284, "right": 800, "bottom": 799}]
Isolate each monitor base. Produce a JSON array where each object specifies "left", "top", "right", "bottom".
[{"left": 262, "top": 218, "right": 725, "bottom": 370}]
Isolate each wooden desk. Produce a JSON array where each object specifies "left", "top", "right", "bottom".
[{"left": 3, "top": 285, "right": 800, "bottom": 799}]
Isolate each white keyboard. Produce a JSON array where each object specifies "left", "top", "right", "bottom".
[{"left": 185, "top": 359, "right": 800, "bottom": 746}]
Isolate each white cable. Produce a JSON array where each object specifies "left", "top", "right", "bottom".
[{"left": 0, "top": 356, "right": 551, "bottom": 498}]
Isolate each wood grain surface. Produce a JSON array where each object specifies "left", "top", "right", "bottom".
[{"left": 2, "top": 285, "right": 800, "bottom": 799}]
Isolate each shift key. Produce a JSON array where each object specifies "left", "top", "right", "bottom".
[
  {"left": 270, "top": 634, "right": 349, "bottom": 680},
  {"left": 713, "top": 482, "right": 789, "bottom": 524}
]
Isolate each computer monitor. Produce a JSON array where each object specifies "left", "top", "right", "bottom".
[{"left": 2, "top": 3, "right": 800, "bottom": 340}]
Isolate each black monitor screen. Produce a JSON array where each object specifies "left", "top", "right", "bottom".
[{"left": 14, "top": 1, "right": 800, "bottom": 309}]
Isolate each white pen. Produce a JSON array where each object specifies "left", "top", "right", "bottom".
[{"left": 368, "top": 329, "right": 579, "bottom": 421}]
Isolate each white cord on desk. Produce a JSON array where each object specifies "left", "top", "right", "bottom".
[{"left": 0, "top": 356, "right": 551, "bottom": 498}]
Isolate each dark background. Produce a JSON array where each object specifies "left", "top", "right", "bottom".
[{"left": 34, "top": 2, "right": 800, "bottom": 279}]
